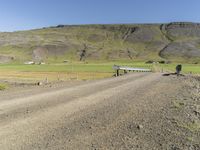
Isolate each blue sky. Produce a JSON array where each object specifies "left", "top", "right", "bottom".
[{"left": 0, "top": 0, "right": 200, "bottom": 31}]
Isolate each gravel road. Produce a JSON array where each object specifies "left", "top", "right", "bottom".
[{"left": 0, "top": 73, "right": 199, "bottom": 150}]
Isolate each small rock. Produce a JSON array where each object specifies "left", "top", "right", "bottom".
[
  {"left": 37, "top": 82, "right": 43, "bottom": 86},
  {"left": 137, "top": 124, "right": 143, "bottom": 130},
  {"left": 194, "top": 110, "right": 200, "bottom": 116}
]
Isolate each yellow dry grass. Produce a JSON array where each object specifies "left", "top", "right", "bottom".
[{"left": 0, "top": 71, "right": 113, "bottom": 82}]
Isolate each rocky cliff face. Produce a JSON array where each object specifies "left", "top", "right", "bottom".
[
  {"left": 165, "top": 22, "right": 200, "bottom": 44},
  {"left": 0, "top": 22, "right": 199, "bottom": 63},
  {"left": 159, "top": 22, "right": 200, "bottom": 61}
]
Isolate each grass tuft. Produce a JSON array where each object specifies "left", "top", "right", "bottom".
[
  {"left": 0, "top": 84, "right": 7, "bottom": 90},
  {"left": 172, "top": 101, "right": 185, "bottom": 109}
]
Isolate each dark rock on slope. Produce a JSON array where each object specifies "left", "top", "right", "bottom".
[{"left": 160, "top": 41, "right": 200, "bottom": 59}]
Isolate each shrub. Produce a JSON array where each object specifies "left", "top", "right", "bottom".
[{"left": 0, "top": 84, "right": 7, "bottom": 90}]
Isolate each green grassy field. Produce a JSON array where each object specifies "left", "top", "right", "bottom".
[
  {"left": 0, "top": 62, "right": 199, "bottom": 82},
  {"left": 0, "top": 61, "right": 152, "bottom": 72},
  {"left": 156, "top": 63, "right": 200, "bottom": 74},
  {"left": 0, "top": 62, "right": 198, "bottom": 73}
]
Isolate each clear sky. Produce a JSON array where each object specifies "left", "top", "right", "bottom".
[{"left": 0, "top": 0, "right": 200, "bottom": 31}]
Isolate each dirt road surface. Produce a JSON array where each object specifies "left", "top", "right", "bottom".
[{"left": 0, "top": 73, "right": 199, "bottom": 150}]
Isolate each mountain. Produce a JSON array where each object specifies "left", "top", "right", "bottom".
[{"left": 0, "top": 22, "right": 200, "bottom": 63}]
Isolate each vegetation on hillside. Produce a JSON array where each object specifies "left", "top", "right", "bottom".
[{"left": 0, "top": 22, "right": 200, "bottom": 64}]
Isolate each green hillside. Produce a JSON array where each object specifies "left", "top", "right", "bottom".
[{"left": 0, "top": 22, "right": 200, "bottom": 64}]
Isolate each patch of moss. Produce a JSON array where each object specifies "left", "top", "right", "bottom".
[
  {"left": 0, "top": 84, "right": 7, "bottom": 90},
  {"left": 178, "top": 121, "right": 200, "bottom": 133},
  {"left": 172, "top": 101, "right": 185, "bottom": 109}
]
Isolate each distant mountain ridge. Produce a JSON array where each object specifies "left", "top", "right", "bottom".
[{"left": 0, "top": 22, "right": 200, "bottom": 63}]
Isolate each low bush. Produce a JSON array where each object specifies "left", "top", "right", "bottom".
[{"left": 0, "top": 84, "right": 7, "bottom": 90}]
